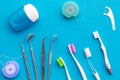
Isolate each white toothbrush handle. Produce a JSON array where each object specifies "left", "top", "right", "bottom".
[
  {"left": 101, "top": 45, "right": 111, "bottom": 73},
  {"left": 64, "top": 65, "right": 71, "bottom": 80},
  {"left": 71, "top": 54, "right": 87, "bottom": 80},
  {"left": 94, "top": 72, "right": 100, "bottom": 80}
]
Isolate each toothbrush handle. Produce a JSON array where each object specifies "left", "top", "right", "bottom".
[
  {"left": 71, "top": 54, "right": 87, "bottom": 80},
  {"left": 101, "top": 45, "right": 112, "bottom": 74},
  {"left": 64, "top": 66, "right": 71, "bottom": 80},
  {"left": 94, "top": 72, "right": 100, "bottom": 80}
]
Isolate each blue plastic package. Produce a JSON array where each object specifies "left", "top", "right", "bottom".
[{"left": 9, "top": 4, "right": 39, "bottom": 31}]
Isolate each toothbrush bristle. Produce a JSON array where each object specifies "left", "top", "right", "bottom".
[
  {"left": 93, "top": 31, "right": 99, "bottom": 39},
  {"left": 68, "top": 44, "right": 76, "bottom": 54},
  {"left": 57, "top": 57, "right": 64, "bottom": 67},
  {"left": 84, "top": 48, "right": 92, "bottom": 58}
]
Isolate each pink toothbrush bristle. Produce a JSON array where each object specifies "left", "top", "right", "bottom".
[{"left": 69, "top": 44, "right": 76, "bottom": 53}]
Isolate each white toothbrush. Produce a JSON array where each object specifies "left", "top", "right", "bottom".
[
  {"left": 84, "top": 48, "right": 101, "bottom": 80},
  {"left": 93, "top": 31, "right": 112, "bottom": 74},
  {"left": 57, "top": 57, "right": 71, "bottom": 80},
  {"left": 104, "top": 6, "right": 116, "bottom": 31},
  {"left": 68, "top": 44, "right": 87, "bottom": 80}
]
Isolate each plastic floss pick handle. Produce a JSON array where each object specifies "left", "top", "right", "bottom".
[{"left": 104, "top": 6, "right": 116, "bottom": 31}]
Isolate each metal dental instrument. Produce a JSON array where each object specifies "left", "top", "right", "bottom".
[
  {"left": 47, "top": 35, "right": 58, "bottom": 80},
  {"left": 28, "top": 33, "right": 39, "bottom": 80},
  {"left": 42, "top": 37, "right": 46, "bottom": 80},
  {"left": 20, "top": 41, "right": 31, "bottom": 80}
]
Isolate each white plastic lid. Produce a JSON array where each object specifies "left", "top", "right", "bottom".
[
  {"left": 5, "top": 64, "right": 16, "bottom": 75},
  {"left": 24, "top": 4, "right": 39, "bottom": 22},
  {"left": 84, "top": 48, "right": 92, "bottom": 58}
]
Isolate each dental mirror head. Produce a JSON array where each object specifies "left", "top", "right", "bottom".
[
  {"left": 51, "top": 35, "right": 58, "bottom": 43},
  {"left": 28, "top": 33, "right": 34, "bottom": 41}
]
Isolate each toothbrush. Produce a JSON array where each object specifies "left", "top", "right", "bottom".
[
  {"left": 68, "top": 44, "right": 87, "bottom": 80},
  {"left": 47, "top": 35, "right": 58, "bottom": 80},
  {"left": 104, "top": 6, "right": 116, "bottom": 31},
  {"left": 57, "top": 57, "right": 71, "bottom": 80},
  {"left": 93, "top": 31, "right": 112, "bottom": 74},
  {"left": 84, "top": 48, "right": 100, "bottom": 80},
  {"left": 87, "top": 60, "right": 100, "bottom": 80}
]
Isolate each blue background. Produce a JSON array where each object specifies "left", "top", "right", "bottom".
[{"left": 0, "top": 0, "right": 120, "bottom": 80}]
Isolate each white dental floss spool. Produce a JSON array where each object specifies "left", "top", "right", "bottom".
[{"left": 2, "top": 61, "right": 20, "bottom": 78}]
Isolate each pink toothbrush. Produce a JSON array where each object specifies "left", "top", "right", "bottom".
[{"left": 68, "top": 44, "right": 87, "bottom": 80}]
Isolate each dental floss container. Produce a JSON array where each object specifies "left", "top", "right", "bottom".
[
  {"left": 2, "top": 61, "right": 20, "bottom": 78},
  {"left": 62, "top": 1, "right": 79, "bottom": 18},
  {"left": 9, "top": 3, "right": 39, "bottom": 31}
]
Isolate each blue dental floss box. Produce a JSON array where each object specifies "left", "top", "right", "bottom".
[{"left": 9, "top": 4, "right": 39, "bottom": 31}]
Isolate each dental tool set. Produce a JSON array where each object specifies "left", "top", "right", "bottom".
[
  {"left": 3, "top": 1, "right": 115, "bottom": 80},
  {"left": 104, "top": 6, "right": 116, "bottom": 31},
  {"left": 57, "top": 57, "right": 71, "bottom": 80},
  {"left": 84, "top": 48, "right": 100, "bottom": 80},
  {"left": 93, "top": 31, "right": 112, "bottom": 74},
  {"left": 68, "top": 44, "right": 87, "bottom": 80}
]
